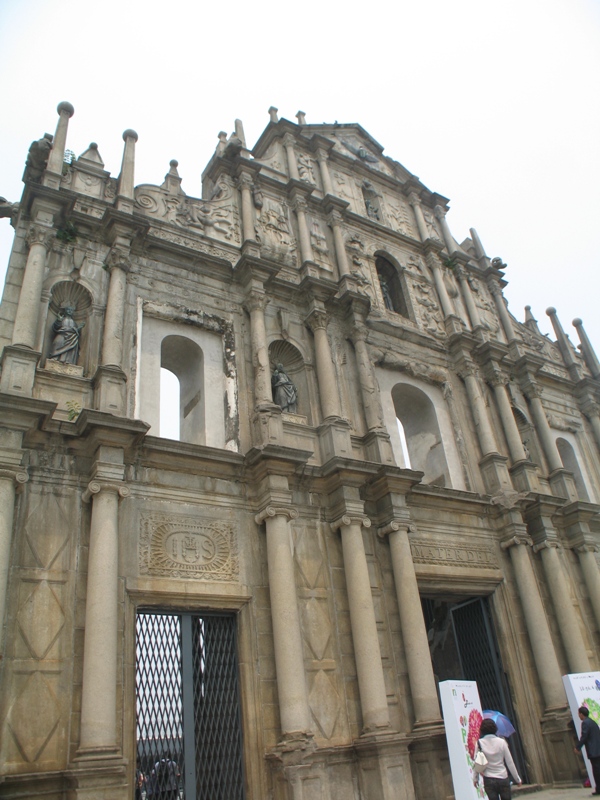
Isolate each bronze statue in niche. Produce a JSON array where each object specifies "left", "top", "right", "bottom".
[
  {"left": 271, "top": 364, "right": 298, "bottom": 413},
  {"left": 48, "top": 306, "right": 85, "bottom": 364}
]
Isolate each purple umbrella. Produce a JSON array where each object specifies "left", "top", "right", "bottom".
[{"left": 483, "top": 710, "right": 516, "bottom": 737}]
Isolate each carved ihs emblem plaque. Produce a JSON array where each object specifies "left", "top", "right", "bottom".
[{"left": 140, "top": 513, "right": 238, "bottom": 581}]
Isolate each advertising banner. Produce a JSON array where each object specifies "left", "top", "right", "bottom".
[
  {"left": 563, "top": 671, "right": 600, "bottom": 790},
  {"left": 439, "top": 680, "right": 487, "bottom": 799}
]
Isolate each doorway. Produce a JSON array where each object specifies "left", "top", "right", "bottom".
[
  {"left": 422, "top": 596, "right": 528, "bottom": 782},
  {"left": 135, "top": 611, "right": 245, "bottom": 799}
]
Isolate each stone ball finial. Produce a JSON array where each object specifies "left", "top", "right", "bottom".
[
  {"left": 546, "top": 307, "right": 557, "bottom": 316},
  {"left": 573, "top": 318, "right": 583, "bottom": 327},
  {"left": 89, "top": 142, "right": 98, "bottom": 150},
  {"left": 122, "top": 129, "right": 139, "bottom": 142},
  {"left": 57, "top": 101, "right": 75, "bottom": 117},
  {"left": 170, "top": 159, "right": 178, "bottom": 168},
  {"left": 525, "top": 305, "right": 531, "bottom": 311}
]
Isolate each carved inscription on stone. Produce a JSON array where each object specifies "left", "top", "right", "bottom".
[
  {"left": 140, "top": 513, "right": 238, "bottom": 580},
  {"left": 410, "top": 538, "right": 497, "bottom": 569}
]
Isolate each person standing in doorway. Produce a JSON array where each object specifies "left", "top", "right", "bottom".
[
  {"left": 475, "top": 718, "right": 522, "bottom": 800},
  {"left": 574, "top": 706, "right": 600, "bottom": 795}
]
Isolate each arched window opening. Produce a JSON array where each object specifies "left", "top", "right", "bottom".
[
  {"left": 556, "top": 438, "right": 589, "bottom": 501},
  {"left": 161, "top": 335, "right": 205, "bottom": 446},
  {"left": 376, "top": 256, "right": 409, "bottom": 317},
  {"left": 160, "top": 367, "right": 180, "bottom": 440},
  {"left": 392, "top": 383, "right": 449, "bottom": 486},
  {"left": 396, "top": 417, "right": 412, "bottom": 468}
]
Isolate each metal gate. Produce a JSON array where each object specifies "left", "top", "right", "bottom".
[
  {"left": 135, "top": 611, "right": 245, "bottom": 799},
  {"left": 450, "top": 597, "right": 528, "bottom": 782}
]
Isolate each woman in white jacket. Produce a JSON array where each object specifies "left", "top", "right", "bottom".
[{"left": 475, "top": 718, "right": 522, "bottom": 800}]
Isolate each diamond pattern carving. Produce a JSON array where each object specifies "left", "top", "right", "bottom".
[
  {"left": 8, "top": 672, "right": 60, "bottom": 762},
  {"left": 17, "top": 582, "right": 65, "bottom": 659},
  {"left": 294, "top": 526, "right": 324, "bottom": 589},
  {"left": 308, "top": 669, "right": 339, "bottom": 740},
  {"left": 302, "top": 597, "right": 331, "bottom": 661},
  {"left": 23, "top": 492, "right": 71, "bottom": 570}
]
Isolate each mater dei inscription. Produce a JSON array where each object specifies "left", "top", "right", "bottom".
[
  {"left": 140, "top": 513, "right": 239, "bottom": 580},
  {"left": 410, "top": 538, "right": 497, "bottom": 569}
]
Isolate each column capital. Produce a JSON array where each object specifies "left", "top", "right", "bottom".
[
  {"left": 532, "top": 539, "right": 561, "bottom": 553},
  {"left": 291, "top": 195, "right": 308, "bottom": 214},
  {"left": 282, "top": 132, "right": 297, "bottom": 149},
  {"left": 408, "top": 191, "right": 422, "bottom": 207},
  {"left": 0, "top": 468, "right": 29, "bottom": 486},
  {"left": 327, "top": 209, "right": 344, "bottom": 227},
  {"left": 235, "top": 172, "right": 254, "bottom": 191},
  {"left": 523, "top": 382, "right": 543, "bottom": 400},
  {"left": 577, "top": 543, "right": 599, "bottom": 554},
  {"left": 27, "top": 223, "right": 54, "bottom": 249},
  {"left": 457, "top": 361, "right": 479, "bottom": 380},
  {"left": 500, "top": 534, "right": 533, "bottom": 550},
  {"left": 243, "top": 288, "right": 268, "bottom": 314},
  {"left": 330, "top": 515, "right": 371, "bottom": 532},
  {"left": 105, "top": 246, "right": 131, "bottom": 273},
  {"left": 433, "top": 204, "right": 446, "bottom": 220},
  {"left": 487, "top": 279, "right": 504, "bottom": 298},
  {"left": 255, "top": 505, "right": 298, "bottom": 525},
  {"left": 488, "top": 368, "right": 510, "bottom": 388},
  {"left": 305, "top": 307, "right": 328, "bottom": 332},
  {"left": 83, "top": 480, "right": 130, "bottom": 503},
  {"left": 349, "top": 321, "right": 368, "bottom": 344},
  {"left": 378, "top": 519, "right": 416, "bottom": 538}
]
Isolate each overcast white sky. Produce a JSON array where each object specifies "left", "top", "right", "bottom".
[{"left": 1, "top": 0, "right": 599, "bottom": 354}]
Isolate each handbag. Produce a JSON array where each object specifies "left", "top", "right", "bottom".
[{"left": 473, "top": 740, "right": 488, "bottom": 774}]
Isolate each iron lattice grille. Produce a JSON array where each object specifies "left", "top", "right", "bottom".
[{"left": 135, "top": 611, "right": 245, "bottom": 800}]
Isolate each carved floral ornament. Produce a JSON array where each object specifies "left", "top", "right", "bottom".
[{"left": 140, "top": 513, "right": 238, "bottom": 581}]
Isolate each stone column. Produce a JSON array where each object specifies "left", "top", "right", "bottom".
[
  {"left": 580, "top": 399, "right": 600, "bottom": 453},
  {"left": 315, "top": 147, "right": 334, "bottom": 195},
  {"left": 576, "top": 545, "right": 600, "bottom": 632},
  {"left": 332, "top": 515, "right": 391, "bottom": 732},
  {"left": 328, "top": 210, "right": 351, "bottom": 277},
  {"left": 425, "top": 252, "right": 454, "bottom": 319},
  {"left": 306, "top": 308, "right": 341, "bottom": 420},
  {"left": 43, "top": 101, "right": 75, "bottom": 188},
  {"left": 455, "top": 265, "right": 482, "bottom": 330},
  {"left": 526, "top": 387, "right": 564, "bottom": 473},
  {"left": 0, "top": 468, "right": 28, "bottom": 651},
  {"left": 237, "top": 172, "right": 256, "bottom": 242},
  {"left": 433, "top": 205, "right": 456, "bottom": 255},
  {"left": 256, "top": 506, "right": 311, "bottom": 738},
  {"left": 292, "top": 196, "right": 314, "bottom": 264},
  {"left": 490, "top": 373, "right": 528, "bottom": 463},
  {"left": 12, "top": 225, "right": 53, "bottom": 349},
  {"left": 244, "top": 289, "right": 273, "bottom": 408},
  {"left": 408, "top": 193, "right": 429, "bottom": 243},
  {"left": 283, "top": 133, "right": 300, "bottom": 181},
  {"left": 501, "top": 536, "right": 565, "bottom": 710},
  {"left": 350, "top": 322, "right": 385, "bottom": 430},
  {"left": 116, "top": 129, "right": 138, "bottom": 214},
  {"left": 461, "top": 365, "right": 498, "bottom": 456},
  {"left": 79, "top": 479, "right": 129, "bottom": 754},
  {"left": 380, "top": 521, "right": 441, "bottom": 726},
  {"left": 101, "top": 248, "right": 130, "bottom": 369},
  {"left": 533, "top": 541, "right": 590, "bottom": 673},
  {"left": 573, "top": 318, "right": 600, "bottom": 378},
  {"left": 489, "top": 280, "right": 516, "bottom": 342}
]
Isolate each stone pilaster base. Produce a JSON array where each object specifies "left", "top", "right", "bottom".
[
  {"left": 509, "top": 460, "right": 541, "bottom": 493},
  {"left": 0, "top": 346, "right": 40, "bottom": 397},
  {"left": 479, "top": 452, "right": 513, "bottom": 494},
  {"left": 549, "top": 468, "right": 579, "bottom": 502},
  {"left": 252, "top": 404, "right": 284, "bottom": 445},
  {"left": 363, "top": 429, "right": 396, "bottom": 466},
  {"left": 317, "top": 418, "right": 352, "bottom": 461},
  {"left": 408, "top": 723, "right": 453, "bottom": 800},
  {"left": 354, "top": 731, "right": 416, "bottom": 800},
  {"left": 540, "top": 706, "right": 583, "bottom": 784},
  {"left": 93, "top": 365, "right": 127, "bottom": 415}
]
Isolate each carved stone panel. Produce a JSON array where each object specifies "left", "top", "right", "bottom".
[
  {"left": 139, "top": 512, "right": 239, "bottom": 581},
  {"left": 410, "top": 538, "right": 498, "bottom": 570}
]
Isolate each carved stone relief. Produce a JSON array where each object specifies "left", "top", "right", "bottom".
[
  {"left": 140, "top": 512, "right": 239, "bottom": 581},
  {"left": 308, "top": 218, "right": 331, "bottom": 270},
  {"left": 386, "top": 199, "right": 415, "bottom": 237},
  {"left": 413, "top": 281, "right": 444, "bottom": 337},
  {"left": 467, "top": 276, "right": 500, "bottom": 338},
  {"left": 410, "top": 538, "right": 497, "bottom": 569},
  {"left": 255, "top": 199, "right": 297, "bottom": 266},
  {"left": 297, "top": 153, "right": 317, "bottom": 185},
  {"left": 422, "top": 208, "right": 442, "bottom": 241}
]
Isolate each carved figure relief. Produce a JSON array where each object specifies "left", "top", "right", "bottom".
[
  {"left": 331, "top": 171, "right": 353, "bottom": 202},
  {"left": 140, "top": 513, "right": 238, "bottom": 580},
  {"left": 361, "top": 180, "right": 382, "bottom": 222},
  {"left": 255, "top": 199, "right": 297, "bottom": 266},
  {"left": 422, "top": 208, "right": 442, "bottom": 241},
  {"left": 309, "top": 220, "right": 331, "bottom": 268},
  {"left": 387, "top": 200, "right": 414, "bottom": 237},
  {"left": 271, "top": 364, "right": 298, "bottom": 412},
  {"left": 468, "top": 276, "right": 500, "bottom": 337},
  {"left": 297, "top": 153, "right": 316, "bottom": 184},
  {"left": 415, "top": 282, "right": 444, "bottom": 337},
  {"left": 48, "top": 306, "right": 85, "bottom": 364}
]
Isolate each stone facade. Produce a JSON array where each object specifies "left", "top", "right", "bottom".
[{"left": 0, "top": 102, "right": 599, "bottom": 800}]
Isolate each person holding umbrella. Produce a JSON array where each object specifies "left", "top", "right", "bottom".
[{"left": 474, "top": 718, "right": 522, "bottom": 800}]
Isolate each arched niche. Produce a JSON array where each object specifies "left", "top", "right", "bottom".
[
  {"left": 375, "top": 254, "right": 409, "bottom": 318},
  {"left": 268, "top": 339, "right": 311, "bottom": 423},
  {"left": 137, "top": 315, "right": 226, "bottom": 448},
  {"left": 556, "top": 437, "right": 590, "bottom": 501},
  {"left": 43, "top": 280, "right": 93, "bottom": 371},
  {"left": 391, "top": 382, "right": 450, "bottom": 487}
]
